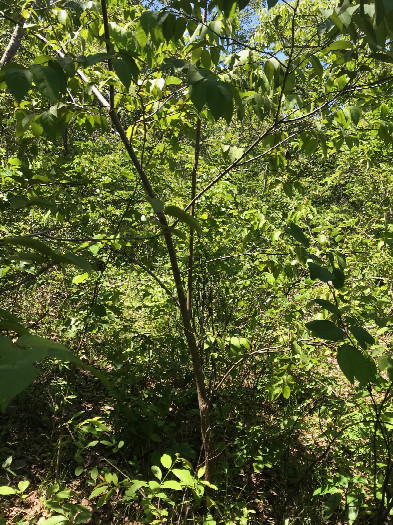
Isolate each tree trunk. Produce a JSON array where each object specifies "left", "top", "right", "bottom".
[{"left": 1, "top": 23, "right": 25, "bottom": 66}]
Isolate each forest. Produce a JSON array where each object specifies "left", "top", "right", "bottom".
[{"left": 1, "top": 0, "right": 393, "bottom": 523}]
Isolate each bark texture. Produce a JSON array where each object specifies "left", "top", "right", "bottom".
[{"left": 1, "top": 24, "right": 25, "bottom": 66}]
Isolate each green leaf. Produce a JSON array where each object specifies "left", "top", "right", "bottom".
[
  {"left": 337, "top": 344, "right": 376, "bottom": 385},
  {"left": 40, "top": 111, "right": 58, "bottom": 139},
  {"left": 348, "top": 326, "right": 374, "bottom": 349},
  {"left": 197, "top": 466, "right": 206, "bottom": 478},
  {"left": 31, "top": 64, "right": 63, "bottom": 104},
  {"left": 286, "top": 222, "right": 310, "bottom": 247},
  {"left": 162, "top": 58, "right": 188, "bottom": 73},
  {"left": 378, "top": 355, "right": 393, "bottom": 381},
  {"left": 348, "top": 105, "right": 361, "bottom": 126},
  {"left": 165, "top": 205, "right": 202, "bottom": 235},
  {"left": 147, "top": 197, "right": 165, "bottom": 213},
  {"left": 313, "top": 299, "right": 340, "bottom": 315},
  {"left": 89, "top": 485, "right": 108, "bottom": 499},
  {"left": 337, "top": 252, "right": 346, "bottom": 270},
  {"left": 206, "top": 80, "right": 233, "bottom": 122},
  {"left": 38, "top": 517, "right": 67, "bottom": 525},
  {"left": 113, "top": 55, "right": 139, "bottom": 90},
  {"left": 160, "top": 454, "right": 172, "bottom": 469},
  {"left": 172, "top": 468, "right": 195, "bottom": 487},
  {"left": 57, "top": 55, "right": 75, "bottom": 77},
  {"left": 305, "top": 320, "right": 345, "bottom": 341},
  {"left": 332, "top": 267, "right": 345, "bottom": 289},
  {"left": 5, "top": 66, "right": 32, "bottom": 103},
  {"left": 18, "top": 480, "right": 29, "bottom": 492},
  {"left": 0, "top": 486, "right": 17, "bottom": 495},
  {"left": 161, "top": 480, "right": 183, "bottom": 490},
  {"left": 140, "top": 10, "right": 159, "bottom": 35},
  {"left": 308, "top": 263, "right": 335, "bottom": 283},
  {"left": 189, "top": 81, "right": 207, "bottom": 111},
  {"left": 324, "top": 492, "right": 342, "bottom": 519},
  {"left": 77, "top": 53, "right": 111, "bottom": 67},
  {"left": 151, "top": 465, "right": 162, "bottom": 480},
  {"left": 0, "top": 336, "right": 41, "bottom": 412},
  {"left": 326, "top": 40, "right": 353, "bottom": 51},
  {"left": 72, "top": 273, "right": 89, "bottom": 285}
]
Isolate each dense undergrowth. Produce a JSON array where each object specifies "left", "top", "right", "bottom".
[{"left": 2, "top": 0, "right": 393, "bottom": 523}]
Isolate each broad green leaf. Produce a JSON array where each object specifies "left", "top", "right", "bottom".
[
  {"left": 165, "top": 205, "right": 202, "bottom": 234},
  {"left": 125, "top": 480, "right": 148, "bottom": 498},
  {"left": 187, "top": 66, "right": 209, "bottom": 85},
  {"left": 151, "top": 465, "right": 162, "bottom": 480},
  {"left": 161, "top": 480, "right": 183, "bottom": 490},
  {"left": 5, "top": 66, "right": 32, "bottom": 103},
  {"left": 31, "top": 64, "right": 64, "bottom": 104},
  {"left": 332, "top": 267, "right": 345, "bottom": 289},
  {"left": 0, "top": 486, "right": 17, "bottom": 495},
  {"left": 40, "top": 111, "right": 59, "bottom": 139},
  {"left": 37, "top": 517, "right": 68, "bottom": 525},
  {"left": 197, "top": 466, "right": 206, "bottom": 478},
  {"left": 0, "top": 336, "right": 41, "bottom": 412},
  {"left": 326, "top": 40, "right": 353, "bottom": 51},
  {"left": 140, "top": 10, "right": 159, "bottom": 35},
  {"left": 89, "top": 485, "right": 108, "bottom": 499},
  {"left": 348, "top": 105, "right": 361, "bottom": 126},
  {"left": 57, "top": 55, "right": 75, "bottom": 77},
  {"left": 313, "top": 299, "right": 340, "bottom": 315},
  {"left": 160, "top": 454, "right": 172, "bottom": 469},
  {"left": 200, "top": 50, "right": 211, "bottom": 69},
  {"left": 305, "top": 320, "right": 345, "bottom": 341},
  {"left": 18, "top": 480, "right": 29, "bottom": 492},
  {"left": 348, "top": 326, "right": 374, "bottom": 349},
  {"left": 77, "top": 53, "right": 111, "bottom": 67},
  {"left": 148, "top": 197, "right": 165, "bottom": 213},
  {"left": 60, "top": 253, "right": 92, "bottom": 273},
  {"left": 189, "top": 80, "right": 207, "bottom": 111},
  {"left": 162, "top": 58, "right": 188, "bottom": 73},
  {"left": 337, "top": 344, "right": 376, "bottom": 385},
  {"left": 287, "top": 222, "right": 310, "bottom": 247},
  {"left": 72, "top": 273, "right": 89, "bottom": 284},
  {"left": 0, "top": 320, "right": 29, "bottom": 334},
  {"left": 308, "top": 263, "right": 335, "bottom": 283},
  {"left": 324, "top": 492, "right": 342, "bottom": 519},
  {"left": 378, "top": 355, "right": 393, "bottom": 381},
  {"left": 206, "top": 80, "right": 233, "bottom": 122},
  {"left": 113, "top": 55, "right": 139, "bottom": 90},
  {"left": 337, "top": 252, "right": 346, "bottom": 269},
  {"left": 172, "top": 468, "right": 195, "bottom": 487},
  {"left": 3, "top": 236, "right": 55, "bottom": 255}
]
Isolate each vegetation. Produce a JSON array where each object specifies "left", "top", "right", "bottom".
[{"left": 2, "top": 0, "right": 393, "bottom": 522}]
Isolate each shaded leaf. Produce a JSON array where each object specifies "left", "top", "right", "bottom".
[
  {"left": 349, "top": 326, "right": 374, "bottom": 349},
  {"left": 5, "top": 66, "right": 32, "bottom": 103},
  {"left": 287, "top": 222, "right": 310, "bottom": 247},
  {"left": 337, "top": 344, "right": 376, "bottom": 385},
  {"left": 165, "top": 205, "right": 202, "bottom": 234},
  {"left": 305, "top": 320, "right": 345, "bottom": 341},
  {"left": 313, "top": 299, "right": 340, "bottom": 315}
]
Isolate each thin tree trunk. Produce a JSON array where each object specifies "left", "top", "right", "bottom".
[
  {"left": 187, "top": 118, "right": 201, "bottom": 316},
  {"left": 99, "top": 0, "right": 212, "bottom": 480},
  {"left": 1, "top": 23, "right": 25, "bottom": 66}
]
